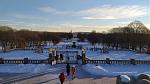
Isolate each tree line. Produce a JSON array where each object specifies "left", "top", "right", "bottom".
[
  {"left": 0, "top": 20, "right": 150, "bottom": 53},
  {"left": 77, "top": 21, "right": 150, "bottom": 53},
  {"left": 0, "top": 26, "right": 73, "bottom": 52}
]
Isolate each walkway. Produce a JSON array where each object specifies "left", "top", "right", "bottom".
[{"left": 5, "top": 64, "right": 116, "bottom": 84}]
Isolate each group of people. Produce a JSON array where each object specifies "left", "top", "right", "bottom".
[
  {"left": 59, "top": 63, "right": 76, "bottom": 84},
  {"left": 55, "top": 54, "right": 64, "bottom": 63}
]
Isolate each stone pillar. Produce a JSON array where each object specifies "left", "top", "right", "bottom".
[
  {"left": 82, "top": 49, "right": 86, "bottom": 64},
  {"left": 130, "top": 59, "right": 136, "bottom": 65},
  {"left": 48, "top": 53, "right": 53, "bottom": 65},
  {"left": 106, "top": 58, "right": 110, "bottom": 64},
  {"left": 0, "top": 58, "right": 4, "bottom": 64},
  {"left": 52, "top": 48, "right": 56, "bottom": 56},
  {"left": 24, "top": 58, "right": 28, "bottom": 64}
]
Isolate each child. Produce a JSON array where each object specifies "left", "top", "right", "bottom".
[
  {"left": 59, "top": 72, "right": 66, "bottom": 84},
  {"left": 71, "top": 65, "right": 76, "bottom": 80}
]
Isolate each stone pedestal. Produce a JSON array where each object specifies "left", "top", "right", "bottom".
[
  {"left": 106, "top": 58, "right": 110, "bottom": 64},
  {"left": 0, "top": 58, "right": 4, "bottom": 64},
  {"left": 130, "top": 59, "right": 136, "bottom": 65},
  {"left": 24, "top": 58, "right": 28, "bottom": 64}
]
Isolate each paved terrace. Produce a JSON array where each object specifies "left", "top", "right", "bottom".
[{"left": 1, "top": 64, "right": 116, "bottom": 84}]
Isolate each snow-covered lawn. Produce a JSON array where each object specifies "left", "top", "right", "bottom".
[
  {"left": 86, "top": 50, "right": 150, "bottom": 60},
  {"left": 0, "top": 50, "right": 48, "bottom": 59},
  {"left": 0, "top": 42, "right": 150, "bottom": 75},
  {"left": 0, "top": 64, "right": 51, "bottom": 73},
  {"left": 83, "top": 64, "right": 150, "bottom": 76}
]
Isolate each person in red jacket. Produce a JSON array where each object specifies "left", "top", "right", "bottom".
[{"left": 59, "top": 72, "right": 66, "bottom": 84}]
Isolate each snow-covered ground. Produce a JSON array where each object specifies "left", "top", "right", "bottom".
[
  {"left": 0, "top": 50, "right": 48, "bottom": 59},
  {"left": 45, "top": 42, "right": 90, "bottom": 48},
  {"left": 3, "top": 49, "right": 149, "bottom": 61},
  {"left": 86, "top": 50, "right": 150, "bottom": 60},
  {"left": 83, "top": 64, "right": 150, "bottom": 76},
  {"left": 84, "top": 47, "right": 150, "bottom": 76},
  {"left": 0, "top": 64, "right": 51, "bottom": 73},
  {"left": 0, "top": 41, "right": 150, "bottom": 75}
]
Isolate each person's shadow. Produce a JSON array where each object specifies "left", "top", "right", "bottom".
[{"left": 35, "top": 78, "right": 59, "bottom": 84}]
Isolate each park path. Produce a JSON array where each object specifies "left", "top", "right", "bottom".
[{"left": 9, "top": 64, "right": 116, "bottom": 84}]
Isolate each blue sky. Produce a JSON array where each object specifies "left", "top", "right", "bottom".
[{"left": 0, "top": 0, "right": 149, "bottom": 32}]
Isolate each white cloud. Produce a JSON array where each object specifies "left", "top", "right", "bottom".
[
  {"left": 38, "top": 6, "right": 72, "bottom": 15},
  {"left": 4, "top": 21, "right": 150, "bottom": 32},
  {"left": 0, "top": 21, "right": 117, "bottom": 32},
  {"left": 78, "top": 5, "right": 148, "bottom": 19},
  {"left": 13, "top": 14, "right": 48, "bottom": 21},
  {"left": 57, "top": 23, "right": 118, "bottom": 32},
  {"left": 0, "top": 20, "right": 26, "bottom": 24},
  {"left": 115, "top": 21, "right": 131, "bottom": 26},
  {"left": 39, "top": 5, "right": 148, "bottom": 20},
  {"left": 38, "top": 6, "right": 56, "bottom": 13}
]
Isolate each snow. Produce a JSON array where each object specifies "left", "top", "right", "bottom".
[
  {"left": 0, "top": 64, "right": 51, "bottom": 73},
  {"left": 2, "top": 42, "right": 149, "bottom": 60},
  {"left": 83, "top": 64, "right": 150, "bottom": 76},
  {"left": 0, "top": 50, "right": 48, "bottom": 59},
  {"left": 0, "top": 42, "right": 150, "bottom": 75},
  {"left": 86, "top": 50, "right": 150, "bottom": 60},
  {"left": 45, "top": 42, "right": 90, "bottom": 48},
  {"left": 56, "top": 42, "right": 90, "bottom": 46}
]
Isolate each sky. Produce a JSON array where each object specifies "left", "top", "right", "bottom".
[{"left": 0, "top": 0, "right": 149, "bottom": 32}]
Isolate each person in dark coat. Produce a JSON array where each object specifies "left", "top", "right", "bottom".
[
  {"left": 55, "top": 54, "right": 59, "bottom": 63},
  {"left": 59, "top": 72, "right": 66, "bottom": 84},
  {"left": 60, "top": 54, "right": 64, "bottom": 62},
  {"left": 66, "top": 63, "right": 70, "bottom": 76}
]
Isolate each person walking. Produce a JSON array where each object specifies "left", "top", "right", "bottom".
[
  {"left": 66, "top": 63, "right": 70, "bottom": 76},
  {"left": 71, "top": 65, "right": 76, "bottom": 80},
  {"left": 59, "top": 72, "right": 66, "bottom": 84}
]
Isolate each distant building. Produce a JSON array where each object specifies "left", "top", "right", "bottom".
[{"left": 72, "top": 33, "right": 78, "bottom": 42}]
